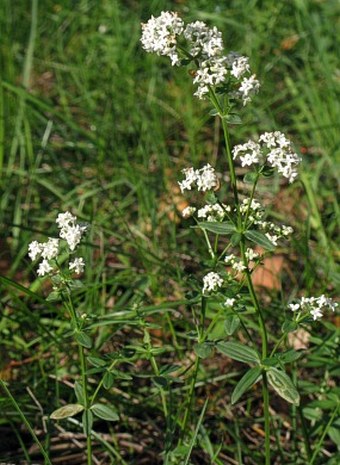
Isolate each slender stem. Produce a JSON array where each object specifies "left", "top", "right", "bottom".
[
  {"left": 91, "top": 359, "right": 118, "bottom": 405},
  {"left": 150, "top": 354, "right": 168, "bottom": 418},
  {"left": 65, "top": 291, "right": 92, "bottom": 465},
  {"left": 209, "top": 89, "right": 239, "bottom": 207},
  {"left": 218, "top": 110, "right": 271, "bottom": 464},
  {"left": 262, "top": 372, "right": 271, "bottom": 465},
  {"left": 181, "top": 296, "right": 206, "bottom": 436},
  {"left": 309, "top": 404, "right": 339, "bottom": 465},
  {"left": 180, "top": 356, "right": 200, "bottom": 435},
  {"left": 240, "top": 241, "right": 268, "bottom": 358},
  {"left": 79, "top": 344, "right": 93, "bottom": 465},
  {"left": 144, "top": 328, "right": 168, "bottom": 418},
  {"left": 298, "top": 404, "right": 312, "bottom": 461},
  {"left": 0, "top": 380, "right": 53, "bottom": 465}
]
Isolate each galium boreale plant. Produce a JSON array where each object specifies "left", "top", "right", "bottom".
[
  {"left": 141, "top": 11, "right": 338, "bottom": 464},
  {"left": 27, "top": 212, "right": 119, "bottom": 465}
]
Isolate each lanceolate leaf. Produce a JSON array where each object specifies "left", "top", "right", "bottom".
[
  {"left": 216, "top": 341, "right": 260, "bottom": 365},
  {"left": 90, "top": 403, "right": 119, "bottom": 421},
  {"left": 224, "top": 314, "right": 241, "bottom": 336},
  {"left": 244, "top": 230, "right": 275, "bottom": 251},
  {"left": 231, "top": 366, "right": 262, "bottom": 404},
  {"left": 50, "top": 403, "right": 84, "bottom": 420},
  {"left": 267, "top": 367, "right": 300, "bottom": 405},
  {"left": 195, "top": 222, "right": 236, "bottom": 235}
]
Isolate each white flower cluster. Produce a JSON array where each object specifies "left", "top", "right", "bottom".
[
  {"left": 233, "top": 132, "right": 301, "bottom": 183},
  {"left": 197, "top": 203, "right": 230, "bottom": 222},
  {"left": 28, "top": 212, "right": 87, "bottom": 277},
  {"left": 184, "top": 21, "right": 223, "bottom": 57},
  {"left": 239, "top": 198, "right": 293, "bottom": 247},
  {"left": 289, "top": 295, "right": 338, "bottom": 321},
  {"left": 202, "top": 271, "right": 223, "bottom": 294},
  {"left": 224, "top": 254, "right": 247, "bottom": 273},
  {"left": 239, "top": 198, "right": 263, "bottom": 218},
  {"left": 182, "top": 206, "right": 197, "bottom": 218},
  {"left": 141, "top": 12, "right": 260, "bottom": 104},
  {"left": 178, "top": 164, "right": 218, "bottom": 193},
  {"left": 140, "top": 11, "right": 184, "bottom": 66}
]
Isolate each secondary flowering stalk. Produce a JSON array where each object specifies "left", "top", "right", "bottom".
[{"left": 141, "top": 10, "right": 338, "bottom": 464}]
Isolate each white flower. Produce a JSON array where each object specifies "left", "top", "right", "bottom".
[
  {"left": 182, "top": 206, "right": 196, "bottom": 218},
  {"left": 259, "top": 131, "right": 301, "bottom": 183},
  {"left": 224, "top": 254, "right": 235, "bottom": 264},
  {"left": 56, "top": 211, "right": 77, "bottom": 229},
  {"left": 196, "top": 164, "right": 218, "bottom": 191},
  {"left": 57, "top": 212, "right": 87, "bottom": 251},
  {"left": 140, "top": 11, "right": 184, "bottom": 66},
  {"left": 178, "top": 167, "right": 198, "bottom": 193},
  {"left": 245, "top": 248, "right": 259, "bottom": 261},
  {"left": 232, "top": 140, "right": 261, "bottom": 167},
  {"left": 37, "top": 259, "right": 53, "bottom": 276},
  {"left": 282, "top": 225, "right": 294, "bottom": 236},
  {"left": 178, "top": 164, "right": 218, "bottom": 193},
  {"left": 232, "top": 261, "right": 247, "bottom": 272},
  {"left": 197, "top": 203, "right": 226, "bottom": 222},
  {"left": 310, "top": 307, "right": 323, "bottom": 320},
  {"left": 289, "top": 295, "right": 338, "bottom": 321},
  {"left": 230, "top": 56, "right": 250, "bottom": 79},
  {"left": 238, "top": 74, "right": 260, "bottom": 105},
  {"left": 69, "top": 257, "right": 85, "bottom": 274},
  {"left": 59, "top": 224, "right": 87, "bottom": 251},
  {"left": 265, "top": 233, "right": 279, "bottom": 247},
  {"left": 28, "top": 241, "right": 43, "bottom": 261},
  {"left": 184, "top": 21, "right": 224, "bottom": 58},
  {"left": 225, "top": 298, "right": 236, "bottom": 307},
  {"left": 202, "top": 272, "right": 223, "bottom": 293},
  {"left": 41, "top": 238, "right": 59, "bottom": 260},
  {"left": 289, "top": 303, "right": 300, "bottom": 312},
  {"left": 193, "top": 56, "right": 229, "bottom": 99}
]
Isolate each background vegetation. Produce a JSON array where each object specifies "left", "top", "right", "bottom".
[{"left": 0, "top": 0, "right": 339, "bottom": 464}]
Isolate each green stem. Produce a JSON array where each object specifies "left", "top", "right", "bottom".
[
  {"left": 0, "top": 380, "right": 53, "bottom": 465},
  {"left": 64, "top": 291, "right": 92, "bottom": 465},
  {"left": 91, "top": 359, "right": 118, "bottom": 405},
  {"left": 262, "top": 372, "right": 271, "bottom": 465},
  {"left": 217, "top": 109, "right": 270, "bottom": 463},
  {"left": 309, "top": 404, "right": 339, "bottom": 465},
  {"left": 79, "top": 344, "right": 93, "bottom": 465},
  {"left": 209, "top": 89, "right": 239, "bottom": 207},
  {"left": 144, "top": 328, "right": 168, "bottom": 418},
  {"left": 180, "top": 356, "right": 200, "bottom": 436}
]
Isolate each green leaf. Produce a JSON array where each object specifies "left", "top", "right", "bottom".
[
  {"left": 87, "top": 356, "right": 107, "bottom": 368},
  {"left": 224, "top": 315, "right": 241, "bottom": 336},
  {"left": 74, "top": 381, "right": 84, "bottom": 405},
  {"left": 281, "top": 320, "right": 298, "bottom": 333},
  {"left": 103, "top": 371, "right": 115, "bottom": 390},
  {"left": 230, "top": 232, "right": 242, "bottom": 246},
  {"left": 90, "top": 403, "right": 119, "bottom": 421},
  {"left": 153, "top": 376, "right": 168, "bottom": 388},
  {"left": 82, "top": 409, "right": 93, "bottom": 435},
  {"left": 46, "top": 291, "right": 61, "bottom": 302},
  {"left": 231, "top": 366, "right": 262, "bottom": 404},
  {"left": 196, "top": 221, "right": 236, "bottom": 235},
  {"left": 244, "top": 230, "right": 275, "bottom": 251},
  {"left": 50, "top": 403, "right": 84, "bottom": 420},
  {"left": 243, "top": 172, "right": 258, "bottom": 184},
  {"left": 267, "top": 367, "right": 300, "bottom": 405},
  {"left": 277, "top": 349, "right": 303, "bottom": 364},
  {"left": 216, "top": 341, "right": 260, "bottom": 364},
  {"left": 209, "top": 109, "right": 219, "bottom": 117},
  {"left": 224, "top": 113, "right": 242, "bottom": 125},
  {"left": 194, "top": 342, "right": 214, "bottom": 359},
  {"left": 75, "top": 331, "right": 92, "bottom": 349}
]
